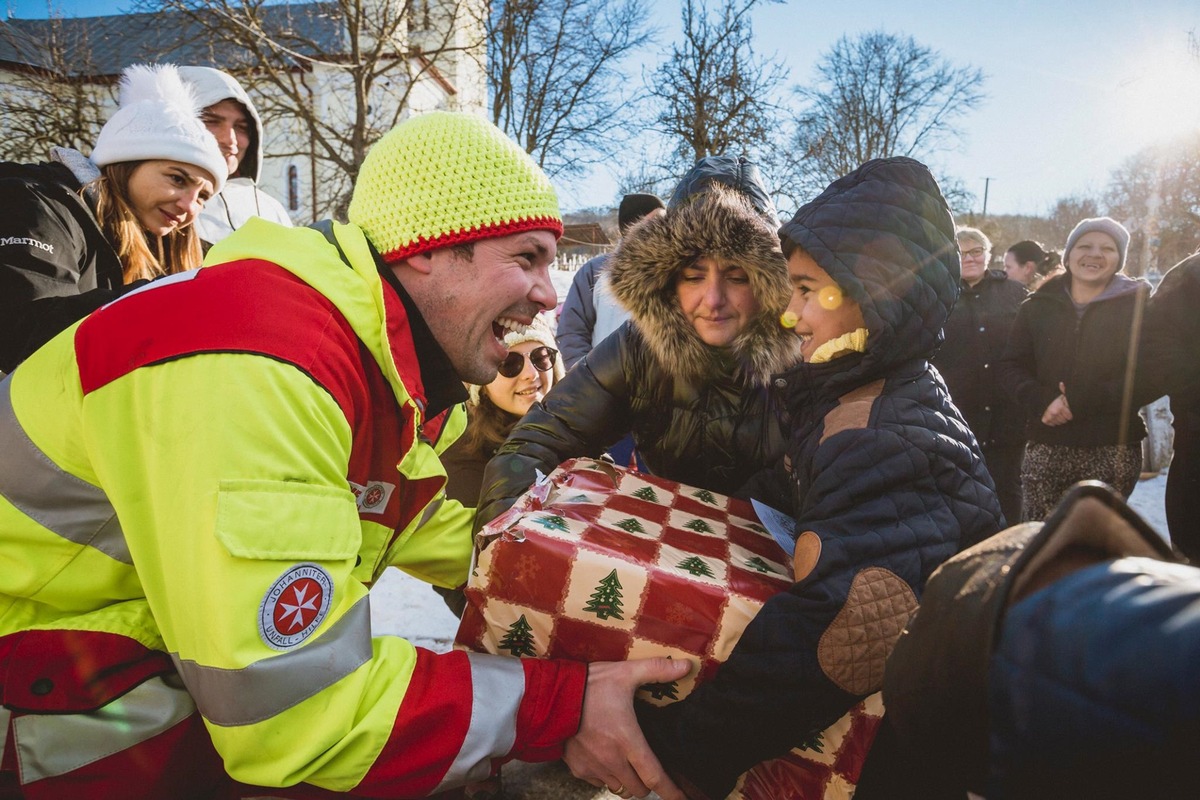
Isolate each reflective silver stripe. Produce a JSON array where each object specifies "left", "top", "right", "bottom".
[
  {"left": 416, "top": 495, "right": 444, "bottom": 529},
  {"left": 173, "top": 593, "right": 373, "bottom": 726},
  {"left": 12, "top": 675, "right": 196, "bottom": 782},
  {"left": 0, "top": 705, "right": 10, "bottom": 759},
  {"left": 433, "top": 653, "right": 524, "bottom": 791},
  {"left": 0, "top": 377, "right": 131, "bottom": 564}
]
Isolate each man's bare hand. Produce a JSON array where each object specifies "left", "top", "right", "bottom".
[{"left": 563, "top": 657, "right": 691, "bottom": 800}]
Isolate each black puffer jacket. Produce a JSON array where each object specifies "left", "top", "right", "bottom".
[
  {"left": 997, "top": 273, "right": 1153, "bottom": 447},
  {"left": 1139, "top": 253, "right": 1200, "bottom": 430},
  {"left": 931, "top": 269, "right": 1028, "bottom": 448},
  {"left": 636, "top": 157, "right": 1003, "bottom": 799},
  {"left": 475, "top": 160, "right": 799, "bottom": 529},
  {"left": 0, "top": 158, "right": 124, "bottom": 373}
]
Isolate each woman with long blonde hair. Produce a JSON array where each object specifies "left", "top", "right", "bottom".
[{"left": 0, "top": 62, "right": 226, "bottom": 372}]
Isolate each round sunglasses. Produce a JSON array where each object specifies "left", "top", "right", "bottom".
[{"left": 498, "top": 346, "right": 558, "bottom": 379}]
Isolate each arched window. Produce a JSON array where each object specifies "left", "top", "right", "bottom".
[{"left": 287, "top": 165, "right": 299, "bottom": 212}]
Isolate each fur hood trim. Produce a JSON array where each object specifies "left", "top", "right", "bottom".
[{"left": 607, "top": 184, "right": 798, "bottom": 386}]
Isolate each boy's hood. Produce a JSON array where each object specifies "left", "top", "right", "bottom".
[
  {"left": 779, "top": 156, "right": 960, "bottom": 389},
  {"left": 177, "top": 66, "right": 264, "bottom": 183}
]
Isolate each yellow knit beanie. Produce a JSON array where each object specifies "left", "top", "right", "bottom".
[{"left": 348, "top": 111, "right": 563, "bottom": 264}]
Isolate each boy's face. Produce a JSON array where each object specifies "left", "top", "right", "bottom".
[{"left": 784, "top": 249, "right": 865, "bottom": 362}]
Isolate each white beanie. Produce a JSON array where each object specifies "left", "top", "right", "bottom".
[
  {"left": 91, "top": 63, "right": 228, "bottom": 193},
  {"left": 468, "top": 312, "right": 565, "bottom": 405}
]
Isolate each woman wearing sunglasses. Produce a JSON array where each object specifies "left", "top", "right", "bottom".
[
  {"left": 475, "top": 155, "right": 800, "bottom": 528},
  {"left": 441, "top": 314, "right": 565, "bottom": 508}
]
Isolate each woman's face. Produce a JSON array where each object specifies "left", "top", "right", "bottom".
[
  {"left": 1067, "top": 231, "right": 1120, "bottom": 290},
  {"left": 784, "top": 249, "right": 866, "bottom": 362},
  {"left": 958, "top": 237, "right": 990, "bottom": 286},
  {"left": 1003, "top": 251, "right": 1036, "bottom": 287},
  {"left": 125, "top": 160, "right": 216, "bottom": 237},
  {"left": 483, "top": 340, "right": 556, "bottom": 416},
  {"left": 675, "top": 255, "right": 760, "bottom": 348}
]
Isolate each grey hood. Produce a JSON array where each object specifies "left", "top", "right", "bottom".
[{"left": 177, "top": 66, "right": 264, "bottom": 182}]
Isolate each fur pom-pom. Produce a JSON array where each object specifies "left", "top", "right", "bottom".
[{"left": 118, "top": 63, "right": 201, "bottom": 115}]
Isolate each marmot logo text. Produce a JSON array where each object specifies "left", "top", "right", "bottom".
[{"left": 1, "top": 236, "right": 54, "bottom": 254}]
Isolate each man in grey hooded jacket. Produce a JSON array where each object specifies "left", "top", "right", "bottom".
[{"left": 178, "top": 66, "right": 293, "bottom": 245}]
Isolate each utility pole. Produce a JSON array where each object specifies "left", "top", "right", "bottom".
[{"left": 982, "top": 177, "right": 993, "bottom": 217}]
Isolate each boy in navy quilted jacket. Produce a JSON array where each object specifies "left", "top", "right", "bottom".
[{"left": 635, "top": 157, "right": 1003, "bottom": 799}]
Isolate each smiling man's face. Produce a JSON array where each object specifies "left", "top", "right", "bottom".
[{"left": 403, "top": 231, "right": 560, "bottom": 385}]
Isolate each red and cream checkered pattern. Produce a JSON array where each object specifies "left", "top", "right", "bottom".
[{"left": 455, "top": 459, "right": 882, "bottom": 798}]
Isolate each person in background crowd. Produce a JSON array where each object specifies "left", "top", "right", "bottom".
[
  {"left": 1140, "top": 249, "right": 1200, "bottom": 559},
  {"left": 0, "top": 62, "right": 226, "bottom": 373},
  {"left": 475, "top": 155, "right": 799, "bottom": 529},
  {"left": 998, "top": 217, "right": 1156, "bottom": 520},
  {"left": 556, "top": 192, "right": 665, "bottom": 471},
  {"left": 442, "top": 313, "right": 565, "bottom": 508},
  {"left": 557, "top": 193, "right": 666, "bottom": 368},
  {"left": 1003, "top": 239, "right": 1063, "bottom": 292},
  {"left": 0, "top": 111, "right": 686, "bottom": 800},
  {"left": 640, "top": 157, "right": 1001, "bottom": 800},
  {"left": 932, "top": 227, "right": 1029, "bottom": 523},
  {"left": 885, "top": 482, "right": 1195, "bottom": 799},
  {"left": 178, "top": 66, "right": 294, "bottom": 246}
]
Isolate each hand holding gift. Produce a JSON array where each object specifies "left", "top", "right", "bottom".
[{"left": 565, "top": 657, "right": 691, "bottom": 799}]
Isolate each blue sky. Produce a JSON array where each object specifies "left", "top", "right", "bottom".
[{"left": 7, "top": 0, "right": 1200, "bottom": 216}]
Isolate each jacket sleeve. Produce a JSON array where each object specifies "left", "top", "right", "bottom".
[
  {"left": 85, "top": 352, "right": 585, "bottom": 796},
  {"left": 996, "top": 303, "right": 1059, "bottom": 419},
  {"left": 637, "top": 426, "right": 960, "bottom": 799},
  {"left": 0, "top": 182, "right": 119, "bottom": 372},
  {"left": 1140, "top": 264, "right": 1200, "bottom": 403},
  {"left": 556, "top": 257, "right": 603, "bottom": 369},
  {"left": 475, "top": 326, "right": 634, "bottom": 530}
]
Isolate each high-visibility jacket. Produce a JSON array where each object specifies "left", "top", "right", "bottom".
[{"left": 0, "top": 218, "right": 586, "bottom": 795}]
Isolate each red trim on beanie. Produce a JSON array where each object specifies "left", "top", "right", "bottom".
[{"left": 378, "top": 216, "right": 564, "bottom": 264}]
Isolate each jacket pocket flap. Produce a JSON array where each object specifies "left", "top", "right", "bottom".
[{"left": 215, "top": 479, "right": 360, "bottom": 561}]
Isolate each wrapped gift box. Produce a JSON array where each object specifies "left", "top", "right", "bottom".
[{"left": 456, "top": 458, "right": 881, "bottom": 799}]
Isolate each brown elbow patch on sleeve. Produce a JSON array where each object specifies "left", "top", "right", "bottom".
[
  {"left": 817, "top": 567, "right": 919, "bottom": 695},
  {"left": 820, "top": 379, "right": 884, "bottom": 445},
  {"left": 793, "top": 531, "right": 822, "bottom": 582}
]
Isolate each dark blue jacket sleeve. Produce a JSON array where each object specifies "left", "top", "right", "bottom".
[
  {"left": 556, "top": 255, "right": 606, "bottom": 369},
  {"left": 637, "top": 426, "right": 963, "bottom": 798}
]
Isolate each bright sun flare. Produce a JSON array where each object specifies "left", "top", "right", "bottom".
[{"left": 1115, "top": 45, "right": 1200, "bottom": 146}]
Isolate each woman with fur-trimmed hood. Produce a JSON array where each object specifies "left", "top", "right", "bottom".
[{"left": 474, "top": 155, "right": 800, "bottom": 527}]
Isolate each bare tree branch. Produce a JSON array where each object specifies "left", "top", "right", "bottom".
[
  {"left": 646, "top": 0, "right": 786, "bottom": 172},
  {"left": 781, "top": 30, "right": 985, "bottom": 207},
  {"left": 131, "top": 0, "right": 487, "bottom": 218},
  {"left": 0, "top": 17, "right": 113, "bottom": 163},
  {"left": 487, "top": 0, "right": 655, "bottom": 179}
]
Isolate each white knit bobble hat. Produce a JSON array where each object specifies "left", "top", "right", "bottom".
[
  {"left": 91, "top": 63, "right": 228, "bottom": 193},
  {"left": 467, "top": 312, "right": 565, "bottom": 405}
]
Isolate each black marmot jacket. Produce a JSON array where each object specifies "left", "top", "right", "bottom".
[
  {"left": 475, "top": 166, "right": 799, "bottom": 529},
  {"left": 997, "top": 273, "right": 1153, "bottom": 447},
  {"left": 0, "top": 158, "right": 123, "bottom": 372},
  {"left": 932, "top": 269, "right": 1028, "bottom": 449},
  {"left": 636, "top": 157, "right": 1003, "bottom": 799}
]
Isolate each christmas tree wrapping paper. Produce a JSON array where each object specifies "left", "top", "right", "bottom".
[{"left": 455, "top": 458, "right": 883, "bottom": 800}]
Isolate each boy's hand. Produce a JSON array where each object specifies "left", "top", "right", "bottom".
[{"left": 564, "top": 657, "right": 691, "bottom": 799}]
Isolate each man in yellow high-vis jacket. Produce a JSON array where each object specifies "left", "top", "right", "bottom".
[{"left": 0, "top": 112, "right": 687, "bottom": 800}]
